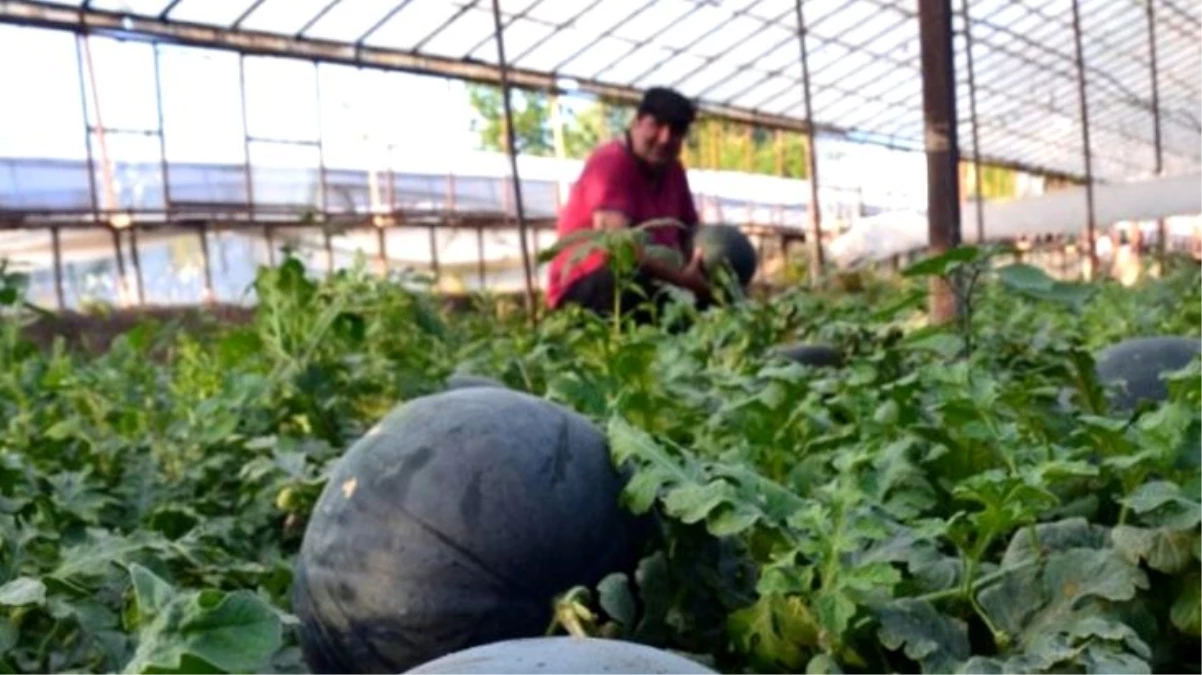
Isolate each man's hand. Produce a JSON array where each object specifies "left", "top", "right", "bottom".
[{"left": 675, "top": 247, "right": 713, "bottom": 302}]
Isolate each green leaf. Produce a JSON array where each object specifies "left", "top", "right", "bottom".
[
  {"left": 806, "top": 653, "right": 843, "bottom": 674},
  {"left": 977, "top": 547, "right": 1150, "bottom": 670},
  {"left": 706, "top": 503, "right": 761, "bottom": 537},
  {"left": 727, "top": 594, "right": 820, "bottom": 672},
  {"left": 1079, "top": 645, "right": 1151, "bottom": 675},
  {"left": 1122, "top": 481, "right": 1185, "bottom": 513},
  {"left": 0, "top": 617, "right": 16, "bottom": 654},
  {"left": 607, "top": 418, "right": 698, "bottom": 517},
  {"left": 1001, "top": 517, "right": 1109, "bottom": 567},
  {"left": 996, "top": 263, "right": 1093, "bottom": 305},
  {"left": 596, "top": 573, "right": 636, "bottom": 629},
  {"left": 0, "top": 577, "right": 45, "bottom": 607},
  {"left": 1171, "top": 570, "right": 1200, "bottom": 637},
  {"left": 123, "top": 589, "right": 282, "bottom": 674},
  {"left": 129, "top": 564, "right": 176, "bottom": 620},
  {"left": 995, "top": 262, "right": 1055, "bottom": 292},
  {"left": 1111, "top": 525, "right": 1196, "bottom": 574},
  {"left": 902, "top": 329, "right": 963, "bottom": 360},
  {"left": 875, "top": 599, "right": 970, "bottom": 674},
  {"left": 902, "top": 246, "right": 981, "bottom": 278},
  {"left": 1067, "top": 616, "right": 1151, "bottom": 660},
  {"left": 814, "top": 590, "right": 857, "bottom": 637},
  {"left": 1120, "top": 481, "right": 1201, "bottom": 530},
  {"left": 663, "top": 481, "right": 731, "bottom": 524}
]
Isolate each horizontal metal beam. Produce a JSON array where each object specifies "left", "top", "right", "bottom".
[
  {"left": 0, "top": 0, "right": 835, "bottom": 137},
  {"left": 0, "top": 0, "right": 1123, "bottom": 183}
]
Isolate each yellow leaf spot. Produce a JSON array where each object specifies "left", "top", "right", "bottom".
[
  {"left": 1062, "top": 581, "right": 1079, "bottom": 598},
  {"left": 341, "top": 477, "right": 358, "bottom": 499}
]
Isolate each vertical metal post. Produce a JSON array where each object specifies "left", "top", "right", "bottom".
[
  {"left": 238, "top": 55, "right": 269, "bottom": 265},
  {"left": 428, "top": 224, "right": 440, "bottom": 282},
  {"left": 477, "top": 224, "right": 486, "bottom": 289},
  {"left": 795, "top": 0, "right": 824, "bottom": 282},
  {"left": 78, "top": 33, "right": 130, "bottom": 305},
  {"left": 74, "top": 35, "right": 100, "bottom": 226},
  {"left": 744, "top": 125, "right": 754, "bottom": 171},
  {"left": 708, "top": 121, "right": 720, "bottom": 168},
  {"left": 128, "top": 227, "right": 145, "bottom": 305},
  {"left": 1145, "top": 0, "right": 1166, "bottom": 264},
  {"left": 490, "top": 0, "right": 537, "bottom": 317},
  {"left": 198, "top": 221, "right": 214, "bottom": 304},
  {"left": 960, "top": 0, "right": 985, "bottom": 244},
  {"left": 774, "top": 129, "right": 784, "bottom": 175},
  {"left": 51, "top": 226, "right": 65, "bottom": 310},
  {"left": 312, "top": 60, "right": 334, "bottom": 274},
  {"left": 918, "top": 0, "right": 962, "bottom": 323},
  {"left": 72, "top": 34, "right": 100, "bottom": 310},
  {"left": 1070, "top": 0, "right": 1098, "bottom": 279},
  {"left": 376, "top": 225, "right": 388, "bottom": 276}
]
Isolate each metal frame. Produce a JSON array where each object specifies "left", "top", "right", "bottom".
[
  {"left": 2, "top": 0, "right": 1200, "bottom": 310},
  {"left": 794, "top": 0, "right": 823, "bottom": 280},
  {"left": 1146, "top": 0, "right": 1167, "bottom": 262},
  {"left": 919, "top": 0, "right": 962, "bottom": 322},
  {"left": 2, "top": 0, "right": 1196, "bottom": 184},
  {"left": 1070, "top": 0, "right": 1099, "bottom": 277}
]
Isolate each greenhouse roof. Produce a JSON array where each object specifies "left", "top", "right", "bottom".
[{"left": 2, "top": 0, "right": 1199, "bottom": 183}]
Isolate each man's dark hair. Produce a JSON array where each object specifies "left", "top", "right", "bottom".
[{"left": 636, "top": 87, "right": 696, "bottom": 133}]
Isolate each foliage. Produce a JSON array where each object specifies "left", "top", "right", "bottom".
[
  {"left": 465, "top": 85, "right": 1025, "bottom": 191},
  {"left": 0, "top": 253, "right": 1198, "bottom": 674}
]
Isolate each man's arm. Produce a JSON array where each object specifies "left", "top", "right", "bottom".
[{"left": 593, "top": 209, "right": 701, "bottom": 291}]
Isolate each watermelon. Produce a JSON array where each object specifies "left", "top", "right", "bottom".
[
  {"left": 1094, "top": 335, "right": 1200, "bottom": 411},
  {"left": 445, "top": 373, "right": 507, "bottom": 390},
  {"left": 292, "top": 388, "right": 649, "bottom": 673},
  {"left": 695, "top": 224, "right": 758, "bottom": 289},
  {"left": 774, "top": 342, "right": 844, "bottom": 368},
  {"left": 405, "top": 637, "right": 716, "bottom": 674}
]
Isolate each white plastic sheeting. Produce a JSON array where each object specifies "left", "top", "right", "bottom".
[{"left": 826, "top": 172, "right": 1202, "bottom": 266}]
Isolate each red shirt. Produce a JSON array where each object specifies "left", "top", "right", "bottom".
[{"left": 545, "top": 139, "right": 699, "bottom": 308}]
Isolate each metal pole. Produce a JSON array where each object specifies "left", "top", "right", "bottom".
[
  {"left": 960, "top": 0, "right": 986, "bottom": 244},
  {"left": 312, "top": 60, "right": 334, "bottom": 274},
  {"left": 72, "top": 34, "right": 101, "bottom": 311},
  {"left": 51, "top": 226, "right": 65, "bottom": 310},
  {"left": 199, "top": 221, "right": 214, "bottom": 304},
  {"left": 79, "top": 32, "right": 130, "bottom": 306},
  {"left": 794, "top": 0, "right": 824, "bottom": 282},
  {"left": 1146, "top": 0, "right": 1166, "bottom": 264},
  {"left": 376, "top": 225, "right": 388, "bottom": 276},
  {"left": 237, "top": 55, "right": 269, "bottom": 265},
  {"left": 1070, "top": 0, "right": 1099, "bottom": 279},
  {"left": 489, "top": 0, "right": 537, "bottom": 317},
  {"left": 918, "top": 0, "right": 962, "bottom": 324}
]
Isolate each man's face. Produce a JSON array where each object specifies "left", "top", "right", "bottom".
[{"left": 629, "top": 113, "right": 687, "bottom": 167}]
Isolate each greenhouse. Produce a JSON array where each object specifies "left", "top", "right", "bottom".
[{"left": 0, "top": 1, "right": 1199, "bottom": 674}]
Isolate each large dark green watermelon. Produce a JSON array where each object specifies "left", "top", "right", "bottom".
[
  {"left": 1094, "top": 336, "right": 1200, "bottom": 411},
  {"left": 405, "top": 637, "right": 716, "bottom": 674},
  {"left": 292, "top": 388, "right": 648, "bottom": 673},
  {"left": 773, "top": 342, "right": 844, "bottom": 368},
  {"left": 695, "top": 224, "right": 758, "bottom": 288}
]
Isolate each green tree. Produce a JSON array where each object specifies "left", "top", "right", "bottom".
[
  {"left": 466, "top": 84, "right": 554, "bottom": 155},
  {"left": 465, "top": 84, "right": 810, "bottom": 179},
  {"left": 962, "top": 162, "right": 1020, "bottom": 200}
]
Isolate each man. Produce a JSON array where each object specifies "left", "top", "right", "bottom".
[{"left": 545, "top": 87, "right": 712, "bottom": 323}]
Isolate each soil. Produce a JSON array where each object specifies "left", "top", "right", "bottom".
[
  {"left": 18, "top": 284, "right": 787, "bottom": 356},
  {"left": 17, "top": 291, "right": 538, "bottom": 355},
  {"left": 20, "top": 304, "right": 257, "bottom": 355}
]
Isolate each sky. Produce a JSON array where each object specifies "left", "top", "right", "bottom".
[
  {"left": 0, "top": 23, "right": 491, "bottom": 164},
  {"left": 0, "top": 20, "right": 933, "bottom": 212}
]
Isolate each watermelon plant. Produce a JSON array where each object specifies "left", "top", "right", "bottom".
[{"left": 0, "top": 250, "right": 1197, "bottom": 674}]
